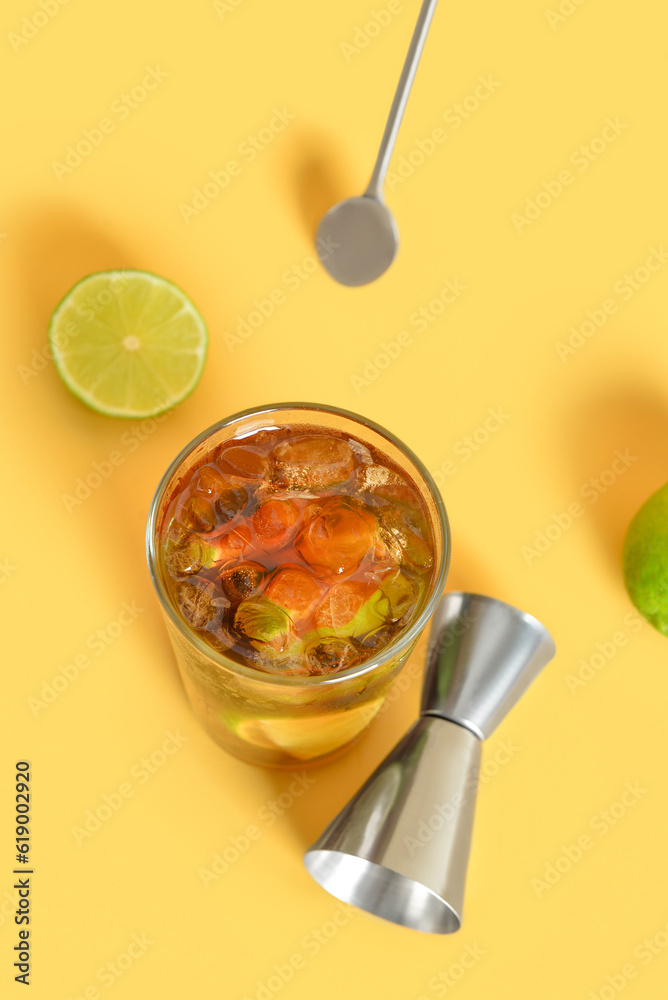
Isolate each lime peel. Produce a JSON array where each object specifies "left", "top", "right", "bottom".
[{"left": 623, "top": 482, "right": 668, "bottom": 636}]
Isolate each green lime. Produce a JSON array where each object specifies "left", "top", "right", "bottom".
[
  {"left": 232, "top": 702, "right": 381, "bottom": 759},
  {"left": 48, "top": 270, "right": 207, "bottom": 418},
  {"left": 623, "top": 482, "right": 668, "bottom": 635}
]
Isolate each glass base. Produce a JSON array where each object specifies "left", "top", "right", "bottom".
[
  {"left": 198, "top": 714, "right": 371, "bottom": 769},
  {"left": 181, "top": 671, "right": 383, "bottom": 767}
]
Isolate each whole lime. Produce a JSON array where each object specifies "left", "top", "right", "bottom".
[{"left": 623, "top": 482, "right": 668, "bottom": 635}]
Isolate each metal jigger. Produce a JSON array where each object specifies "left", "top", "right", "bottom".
[{"left": 303, "top": 592, "right": 556, "bottom": 933}]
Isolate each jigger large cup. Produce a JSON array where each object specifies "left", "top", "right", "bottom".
[{"left": 304, "top": 592, "right": 556, "bottom": 932}]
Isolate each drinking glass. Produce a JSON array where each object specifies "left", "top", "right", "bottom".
[{"left": 146, "top": 403, "right": 450, "bottom": 768}]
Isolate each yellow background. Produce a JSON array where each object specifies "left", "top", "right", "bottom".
[{"left": 2, "top": 0, "right": 668, "bottom": 997}]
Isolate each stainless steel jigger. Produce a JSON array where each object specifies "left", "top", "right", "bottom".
[{"left": 303, "top": 592, "right": 556, "bottom": 933}]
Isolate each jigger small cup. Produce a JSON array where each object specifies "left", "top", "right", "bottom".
[{"left": 304, "top": 592, "right": 556, "bottom": 932}]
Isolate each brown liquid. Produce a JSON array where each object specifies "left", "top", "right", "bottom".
[{"left": 158, "top": 425, "right": 435, "bottom": 676}]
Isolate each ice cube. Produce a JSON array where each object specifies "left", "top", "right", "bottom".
[
  {"left": 234, "top": 596, "right": 296, "bottom": 653},
  {"left": 214, "top": 484, "right": 249, "bottom": 523},
  {"left": 313, "top": 576, "right": 413, "bottom": 646},
  {"left": 165, "top": 520, "right": 191, "bottom": 546},
  {"left": 206, "top": 623, "right": 237, "bottom": 653},
  {"left": 356, "top": 621, "right": 400, "bottom": 651},
  {"left": 252, "top": 498, "right": 300, "bottom": 550},
  {"left": 347, "top": 438, "right": 373, "bottom": 466},
  {"left": 295, "top": 498, "right": 374, "bottom": 577},
  {"left": 270, "top": 435, "right": 356, "bottom": 491},
  {"left": 193, "top": 466, "right": 249, "bottom": 526},
  {"left": 357, "top": 464, "right": 422, "bottom": 509},
  {"left": 264, "top": 566, "right": 323, "bottom": 626},
  {"left": 302, "top": 499, "right": 325, "bottom": 522},
  {"left": 176, "top": 579, "right": 222, "bottom": 629},
  {"left": 377, "top": 483, "right": 423, "bottom": 508},
  {"left": 311, "top": 577, "right": 408, "bottom": 648},
  {"left": 214, "top": 524, "right": 253, "bottom": 563},
  {"left": 356, "top": 464, "right": 402, "bottom": 491},
  {"left": 305, "top": 636, "right": 360, "bottom": 675},
  {"left": 166, "top": 535, "right": 207, "bottom": 577},
  {"left": 313, "top": 580, "right": 367, "bottom": 631},
  {"left": 164, "top": 515, "right": 230, "bottom": 577},
  {"left": 180, "top": 495, "right": 217, "bottom": 533},
  {"left": 377, "top": 507, "right": 433, "bottom": 572},
  {"left": 217, "top": 443, "right": 268, "bottom": 480},
  {"left": 348, "top": 588, "right": 393, "bottom": 640},
  {"left": 379, "top": 569, "right": 420, "bottom": 623},
  {"left": 219, "top": 561, "right": 266, "bottom": 603},
  {"left": 243, "top": 645, "right": 310, "bottom": 677},
  {"left": 194, "top": 465, "right": 227, "bottom": 496}
]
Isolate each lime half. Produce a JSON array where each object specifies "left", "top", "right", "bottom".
[
  {"left": 48, "top": 270, "right": 207, "bottom": 418},
  {"left": 623, "top": 482, "right": 668, "bottom": 635},
  {"left": 230, "top": 702, "right": 382, "bottom": 760}
]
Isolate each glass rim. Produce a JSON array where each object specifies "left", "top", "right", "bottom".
[{"left": 145, "top": 401, "right": 451, "bottom": 687}]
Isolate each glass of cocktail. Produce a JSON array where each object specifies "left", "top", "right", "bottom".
[{"left": 146, "top": 403, "right": 449, "bottom": 768}]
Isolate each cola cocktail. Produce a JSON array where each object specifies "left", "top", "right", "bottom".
[{"left": 147, "top": 404, "right": 449, "bottom": 767}]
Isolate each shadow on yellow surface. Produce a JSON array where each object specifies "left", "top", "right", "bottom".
[
  {"left": 445, "top": 538, "right": 506, "bottom": 603},
  {"left": 14, "top": 203, "right": 133, "bottom": 331},
  {"left": 565, "top": 376, "right": 668, "bottom": 572},
  {"left": 274, "top": 126, "right": 356, "bottom": 240}
]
